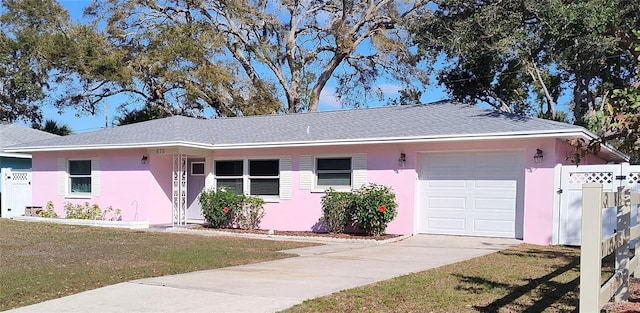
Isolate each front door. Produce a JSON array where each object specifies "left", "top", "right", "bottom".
[{"left": 186, "top": 159, "right": 205, "bottom": 220}]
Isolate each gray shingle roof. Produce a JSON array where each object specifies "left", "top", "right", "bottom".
[
  {"left": 0, "top": 124, "right": 59, "bottom": 151},
  {"left": 5, "top": 102, "right": 585, "bottom": 151}
]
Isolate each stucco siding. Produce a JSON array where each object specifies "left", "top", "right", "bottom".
[
  {"left": 31, "top": 150, "right": 172, "bottom": 224},
  {"left": 28, "top": 137, "right": 612, "bottom": 244}
]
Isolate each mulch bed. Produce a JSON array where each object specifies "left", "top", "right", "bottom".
[
  {"left": 602, "top": 278, "right": 640, "bottom": 313},
  {"left": 193, "top": 225, "right": 402, "bottom": 241}
]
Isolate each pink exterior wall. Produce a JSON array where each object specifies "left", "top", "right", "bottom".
[
  {"left": 31, "top": 150, "right": 173, "bottom": 224},
  {"left": 212, "top": 146, "right": 414, "bottom": 235},
  {"left": 30, "top": 136, "right": 612, "bottom": 244}
]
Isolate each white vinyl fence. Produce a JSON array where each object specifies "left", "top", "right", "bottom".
[
  {"left": 579, "top": 183, "right": 640, "bottom": 312},
  {"left": 1, "top": 168, "right": 32, "bottom": 218}
]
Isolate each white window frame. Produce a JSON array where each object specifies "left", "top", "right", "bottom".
[
  {"left": 191, "top": 162, "right": 205, "bottom": 176},
  {"left": 214, "top": 159, "right": 244, "bottom": 194},
  {"left": 68, "top": 159, "right": 92, "bottom": 197},
  {"left": 248, "top": 159, "right": 280, "bottom": 198},
  {"left": 214, "top": 157, "right": 281, "bottom": 202},
  {"left": 314, "top": 156, "right": 353, "bottom": 191}
]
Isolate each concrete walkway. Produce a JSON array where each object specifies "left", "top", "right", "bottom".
[{"left": 7, "top": 235, "right": 519, "bottom": 313}]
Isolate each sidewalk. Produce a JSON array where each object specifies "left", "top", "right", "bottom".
[{"left": 7, "top": 235, "right": 519, "bottom": 313}]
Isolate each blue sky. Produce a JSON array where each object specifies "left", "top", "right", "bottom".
[{"left": 23, "top": 1, "right": 449, "bottom": 133}]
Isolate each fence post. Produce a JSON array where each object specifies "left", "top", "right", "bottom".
[
  {"left": 615, "top": 187, "right": 631, "bottom": 302},
  {"left": 580, "top": 183, "right": 604, "bottom": 312}
]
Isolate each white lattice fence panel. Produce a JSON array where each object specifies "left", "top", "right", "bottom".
[
  {"left": 567, "top": 172, "right": 615, "bottom": 187},
  {"left": 629, "top": 172, "right": 640, "bottom": 186},
  {"left": 11, "top": 172, "right": 30, "bottom": 182}
]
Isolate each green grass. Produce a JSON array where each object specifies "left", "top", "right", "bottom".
[
  {"left": 285, "top": 244, "right": 583, "bottom": 313},
  {"left": 0, "top": 219, "right": 315, "bottom": 310}
]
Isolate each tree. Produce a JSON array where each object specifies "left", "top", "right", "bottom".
[
  {"left": 33, "top": 119, "right": 72, "bottom": 136},
  {"left": 0, "top": 0, "right": 74, "bottom": 124},
  {"left": 82, "top": 0, "right": 429, "bottom": 115},
  {"left": 585, "top": 31, "right": 640, "bottom": 164},
  {"left": 409, "top": 0, "right": 640, "bottom": 122},
  {"left": 114, "top": 104, "right": 175, "bottom": 126}
]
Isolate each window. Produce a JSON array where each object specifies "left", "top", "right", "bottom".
[
  {"left": 249, "top": 160, "right": 279, "bottom": 196},
  {"left": 69, "top": 160, "right": 91, "bottom": 194},
  {"left": 316, "top": 157, "right": 351, "bottom": 187},
  {"left": 215, "top": 160, "right": 243, "bottom": 194},
  {"left": 215, "top": 159, "right": 280, "bottom": 197},
  {"left": 191, "top": 162, "right": 205, "bottom": 176}
]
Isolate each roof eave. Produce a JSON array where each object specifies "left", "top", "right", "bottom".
[
  {"left": 211, "top": 129, "right": 591, "bottom": 149},
  {"left": 5, "top": 128, "right": 629, "bottom": 162},
  {"left": 4, "top": 141, "right": 214, "bottom": 153},
  {"left": 0, "top": 152, "right": 32, "bottom": 159}
]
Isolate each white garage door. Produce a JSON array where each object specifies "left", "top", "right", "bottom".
[{"left": 417, "top": 151, "right": 524, "bottom": 238}]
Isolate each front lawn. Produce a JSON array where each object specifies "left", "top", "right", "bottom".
[
  {"left": 0, "top": 219, "right": 314, "bottom": 310},
  {"left": 285, "top": 244, "right": 582, "bottom": 312}
]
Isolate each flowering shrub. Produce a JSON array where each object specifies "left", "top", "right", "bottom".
[
  {"left": 64, "top": 202, "right": 103, "bottom": 220},
  {"left": 235, "top": 196, "right": 266, "bottom": 230},
  {"left": 320, "top": 189, "right": 356, "bottom": 233},
  {"left": 319, "top": 183, "right": 398, "bottom": 236},
  {"left": 351, "top": 184, "right": 398, "bottom": 236},
  {"left": 38, "top": 201, "right": 59, "bottom": 218},
  {"left": 199, "top": 188, "right": 243, "bottom": 228}
]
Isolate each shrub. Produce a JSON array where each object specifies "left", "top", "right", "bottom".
[
  {"left": 320, "top": 189, "right": 356, "bottom": 233},
  {"left": 102, "top": 206, "right": 122, "bottom": 221},
  {"left": 64, "top": 202, "right": 102, "bottom": 220},
  {"left": 351, "top": 184, "right": 398, "bottom": 236},
  {"left": 235, "top": 196, "right": 265, "bottom": 230},
  {"left": 38, "top": 201, "right": 59, "bottom": 218},
  {"left": 199, "top": 188, "right": 244, "bottom": 228}
]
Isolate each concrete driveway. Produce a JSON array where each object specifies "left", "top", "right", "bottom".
[{"left": 7, "top": 235, "right": 519, "bottom": 313}]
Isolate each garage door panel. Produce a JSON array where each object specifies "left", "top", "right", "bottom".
[
  {"left": 427, "top": 180, "right": 467, "bottom": 189},
  {"left": 418, "top": 151, "right": 524, "bottom": 238},
  {"left": 427, "top": 217, "right": 465, "bottom": 233},
  {"left": 473, "top": 180, "right": 516, "bottom": 189},
  {"left": 428, "top": 197, "right": 466, "bottom": 210},
  {"left": 475, "top": 152, "right": 520, "bottom": 167},
  {"left": 429, "top": 167, "right": 468, "bottom": 181},
  {"left": 426, "top": 154, "right": 469, "bottom": 165},
  {"left": 474, "top": 198, "right": 516, "bottom": 211},
  {"left": 473, "top": 219, "right": 514, "bottom": 235}
]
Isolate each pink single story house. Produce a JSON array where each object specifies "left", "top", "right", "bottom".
[{"left": 6, "top": 102, "right": 627, "bottom": 245}]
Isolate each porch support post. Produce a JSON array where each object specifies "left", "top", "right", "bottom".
[{"left": 172, "top": 154, "right": 188, "bottom": 226}]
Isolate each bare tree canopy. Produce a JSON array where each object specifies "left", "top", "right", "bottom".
[{"left": 82, "top": 0, "right": 428, "bottom": 116}]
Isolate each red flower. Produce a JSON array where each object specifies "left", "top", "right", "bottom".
[
  {"left": 378, "top": 205, "right": 386, "bottom": 213},
  {"left": 223, "top": 207, "right": 229, "bottom": 214}
]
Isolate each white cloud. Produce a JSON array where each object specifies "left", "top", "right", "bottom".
[
  {"left": 319, "top": 87, "right": 341, "bottom": 109},
  {"left": 377, "top": 83, "right": 403, "bottom": 95}
]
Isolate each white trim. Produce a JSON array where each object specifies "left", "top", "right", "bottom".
[
  {"left": 57, "top": 158, "right": 66, "bottom": 196},
  {"left": 0, "top": 152, "right": 31, "bottom": 158},
  {"left": 299, "top": 155, "right": 313, "bottom": 190},
  {"left": 204, "top": 157, "right": 214, "bottom": 190},
  {"left": 5, "top": 129, "right": 627, "bottom": 162},
  {"left": 352, "top": 153, "right": 367, "bottom": 188},
  {"left": 279, "top": 155, "right": 293, "bottom": 200},
  {"left": 313, "top": 155, "right": 356, "bottom": 192},
  {"left": 214, "top": 157, "right": 282, "bottom": 199},
  {"left": 91, "top": 157, "right": 100, "bottom": 197},
  {"left": 190, "top": 162, "right": 205, "bottom": 176},
  {"left": 5, "top": 141, "right": 215, "bottom": 152},
  {"left": 552, "top": 163, "right": 563, "bottom": 245},
  {"left": 67, "top": 159, "right": 93, "bottom": 197}
]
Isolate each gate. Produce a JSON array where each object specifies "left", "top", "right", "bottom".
[
  {"left": 1, "top": 168, "right": 33, "bottom": 218},
  {"left": 554, "top": 163, "right": 640, "bottom": 245}
]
